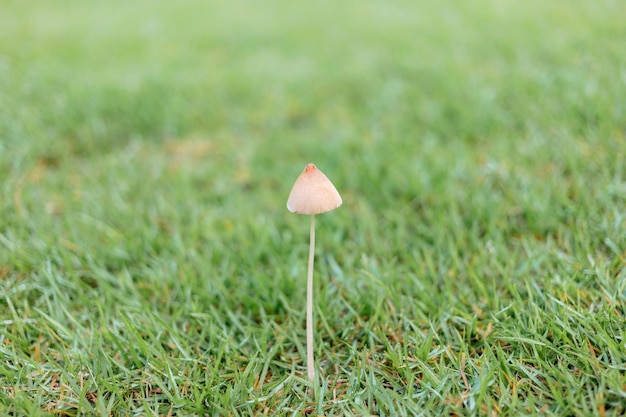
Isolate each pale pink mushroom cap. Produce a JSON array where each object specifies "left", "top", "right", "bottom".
[{"left": 287, "top": 164, "right": 342, "bottom": 215}]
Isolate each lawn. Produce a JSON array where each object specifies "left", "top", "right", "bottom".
[{"left": 1, "top": 0, "right": 625, "bottom": 415}]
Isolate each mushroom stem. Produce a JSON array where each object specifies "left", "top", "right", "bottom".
[{"left": 306, "top": 214, "right": 316, "bottom": 384}]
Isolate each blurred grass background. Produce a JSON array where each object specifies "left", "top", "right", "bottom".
[{"left": 1, "top": 0, "right": 626, "bottom": 415}]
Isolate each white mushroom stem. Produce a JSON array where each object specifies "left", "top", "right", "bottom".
[{"left": 306, "top": 214, "right": 316, "bottom": 384}]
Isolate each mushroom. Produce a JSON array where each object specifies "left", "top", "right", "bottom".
[{"left": 287, "top": 163, "right": 342, "bottom": 384}]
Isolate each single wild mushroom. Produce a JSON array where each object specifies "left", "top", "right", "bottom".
[{"left": 287, "top": 163, "right": 342, "bottom": 384}]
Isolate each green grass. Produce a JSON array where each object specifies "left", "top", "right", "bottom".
[{"left": 1, "top": 0, "right": 626, "bottom": 415}]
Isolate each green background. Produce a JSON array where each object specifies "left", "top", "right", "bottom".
[{"left": 1, "top": 1, "right": 625, "bottom": 415}]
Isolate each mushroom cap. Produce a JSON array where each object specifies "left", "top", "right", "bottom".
[{"left": 287, "top": 164, "right": 342, "bottom": 215}]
